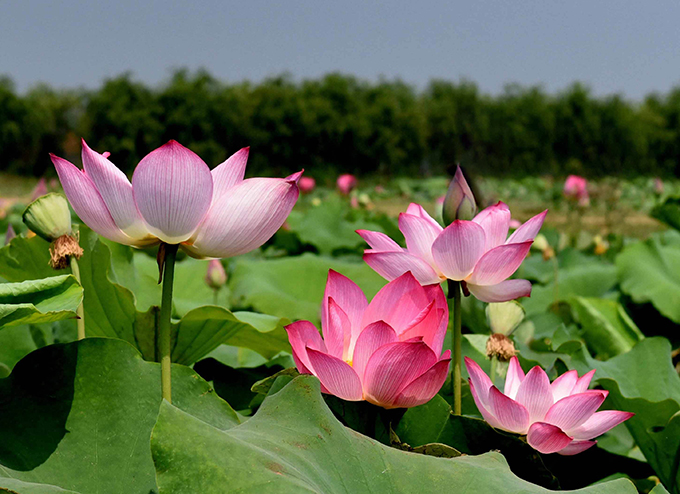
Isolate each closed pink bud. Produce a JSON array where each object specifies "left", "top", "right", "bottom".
[
  {"left": 299, "top": 176, "right": 316, "bottom": 193},
  {"left": 465, "top": 357, "right": 633, "bottom": 455},
  {"left": 286, "top": 271, "right": 450, "bottom": 409},
  {"left": 443, "top": 166, "right": 477, "bottom": 224},
  {"left": 337, "top": 174, "right": 357, "bottom": 195},
  {"left": 205, "top": 259, "right": 227, "bottom": 289},
  {"left": 563, "top": 175, "right": 588, "bottom": 203}
]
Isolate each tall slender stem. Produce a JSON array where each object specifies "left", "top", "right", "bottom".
[
  {"left": 69, "top": 256, "right": 86, "bottom": 341},
  {"left": 159, "top": 243, "right": 179, "bottom": 403},
  {"left": 448, "top": 279, "right": 462, "bottom": 415},
  {"left": 213, "top": 289, "right": 219, "bottom": 306}
]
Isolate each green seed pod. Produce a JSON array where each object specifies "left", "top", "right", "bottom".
[
  {"left": 486, "top": 300, "right": 525, "bottom": 336},
  {"left": 22, "top": 193, "right": 72, "bottom": 242}
]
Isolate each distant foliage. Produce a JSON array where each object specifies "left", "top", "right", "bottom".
[{"left": 2, "top": 70, "right": 680, "bottom": 178}]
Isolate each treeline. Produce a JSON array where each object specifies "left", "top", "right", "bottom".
[{"left": 2, "top": 70, "right": 680, "bottom": 179}]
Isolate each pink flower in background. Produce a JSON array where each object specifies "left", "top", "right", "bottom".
[
  {"left": 205, "top": 259, "right": 227, "bottom": 290},
  {"left": 465, "top": 357, "right": 633, "bottom": 455},
  {"left": 509, "top": 218, "right": 522, "bottom": 229},
  {"left": 563, "top": 175, "right": 589, "bottom": 206},
  {"left": 358, "top": 202, "right": 546, "bottom": 303},
  {"left": 299, "top": 176, "right": 316, "bottom": 194},
  {"left": 30, "top": 178, "right": 49, "bottom": 201},
  {"left": 52, "top": 140, "right": 301, "bottom": 258},
  {"left": 337, "top": 174, "right": 357, "bottom": 195},
  {"left": 286, "top": 270, "right": 450, "bottom": 409}
]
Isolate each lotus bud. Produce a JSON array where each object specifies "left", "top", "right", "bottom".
[
  {"left": 442, "top": 166, "right": 477, "bottom": 225},
  {"left": 22, "top": 193, "right": 83, "bottom": 270},
  {"left": 205, "top": 259, "right": 227, "bottom": 290},
  {"left": 485, "top": 333, "right": 516, "bottom": 362},
  {"left": 30, "top": 177, "right": 48, "bottom": 201},
  {"left": 337, "top": 174, "right": 357, "bottom": 195},
  {"left": 299, "top": 176, "right": 316, "bottom": 194},
  {"left": 486, "top": 300, "right": 525, "bottom": 336},
  {"left": 4, "top": 224, "right": 16, "bottom": 245}
]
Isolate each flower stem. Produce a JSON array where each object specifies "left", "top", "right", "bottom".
[
  {"left": 159, "top": 243, "right": 179, "bottom": 403},
  {"left": 213, "top": 289, "right": 219, "bottom": 306},
  {"left": 448, "top": 279, "right": 462, "bottom": 415},
  {"left": 69, "top": 256, "right": 86, "bottom": 341},
  {"left": 489, "top": 355, "right": 498, "bottom": 384}
]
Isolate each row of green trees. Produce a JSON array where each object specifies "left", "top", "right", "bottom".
[{"left": 2, "top": 70, "right": 680, "bottom": 178}]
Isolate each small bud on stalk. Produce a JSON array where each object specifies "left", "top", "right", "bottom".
[
  {"left": 205, "top": 259, "right": 227, "bottom": 290},
  {"left": 442, "top": 166, "right": 477, "bottom": 225},
  {"left": 22, "top": 193, "right": 83, "bottom": 270}
]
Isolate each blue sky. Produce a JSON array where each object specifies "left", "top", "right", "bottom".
[{"left": 2, "top": 0, "right": 679, "bottom": 98}]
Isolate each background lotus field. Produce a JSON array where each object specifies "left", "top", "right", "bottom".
[{"left": 0, "top": 170, "right": 679, "bottom": 494}]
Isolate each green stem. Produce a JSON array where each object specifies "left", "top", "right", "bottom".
[
  {"left": 551, "top": 255, "right": 560, "bottom": 303},
  {"left": 69, "top": 256, "right": 86, "bottom": 341},
  {"left": 489, "top": 355, "right": 498, "bottom": 384},
  {"left": 448, "top": 280, "right": 462, "bottom": 415},
  {"left": 159, "top": 243, "right": 179, "bottom": 403},
  {"left": 213, "top": 289, "right": 219, "bottom": 306}
]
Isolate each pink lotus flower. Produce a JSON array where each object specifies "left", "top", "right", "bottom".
[
  {"left": 299, "top": 176, "right": 316, "bottom": 194},
  {"left": 358, "top": 202, "right": 547, "bottom": 303},
  {"left": 30, "top": 178, "right": 48, "bottom": 201},
  {"left": 205, "top": 259, "right": 227, "bottom": 290},
  {"left": 286, "top": 270, "right": 451, "bottom": 409},
  {"left": 51, "top": 140, "right": 301, "bottom": 258},
  {"left": 466, "top": 357, "right": 633, "bottom": 455},
  {"left": 337, "top": 174, "right": 357, "bottom": 195},
  {"left": 563, "top": 175, "right": 589, "bottom": 206}
]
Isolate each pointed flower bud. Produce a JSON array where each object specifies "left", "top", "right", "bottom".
[
  {"left": 442, "top": 166, "right": 477, "bottom": 225},
  {"left": 22, "top": 193, "right": 83, "bottom": 270},
  {"left": 205, "top": 259, "right": 227, "bottom": 290},
  {"left": 486, "top": 300, "right": 525, "bottom": 336}
]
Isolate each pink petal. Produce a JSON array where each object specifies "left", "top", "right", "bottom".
[
  {"left": 514, "top": 366, "right": 554, "bottom": 423},
  {"left": 571, "top": 369, "right": 596, "bottom": 394},
  {"left": 363, "top": 251, "right": 442, "bottom": 285},
  {"left": 399, "top": 211, "right": 442, "bottom": 266},
  {"left": 467, "top": 241, "right": 533, "bottom": 286},
  {"left": 188, "top": 175, "right": 300, "bottom": 258},
  {"left": 399, "top": 301, "right": 445, "bottom": 353},
  {"left": 356, "top": 229, "right": 402, "bottom": 251},
  {"left": 322, "top": 270, "right": 368, "bottom": 345},
  {"left": 363, "top": 341, "right": 437, "bottom": 408},
  {"left": 557, "top": 440, "right": 597, "bottom": 456},
  {"left": 392, "top": 356, "right": 450, "bottom": 408},
  {"left": 324, "top": 297, "right": 352, "bottom": 360},
  {"left": 405, "top": 203, "right": 442, "bottom": 231},
  {"left": 568, "top": 410, "right": 634, "bottom": 440},
  {"left": 506, "top": 210, "right": 548, "bottom": 244},
  {"left": 51, "top": 154, "right": 133, "bottom": 245},
  {"left": 351, "top": 321, "right": 397, "bottom": 382},
  {"left": 472, "top": 202, "right": 511, "bottom": 251},
  {"left": 422, "top": 284, "right": 449, "bottom": 354},
  {"left": 544, "top": 391, "right": 608, "bottom": 431},
  {"left": 527, "top": 422, "right": 573, "bottom": 454},
  {"left": 306, "top": 348, "right": 363, "bottom": 401},
  {"left": 465, "top": 357, "right": 494, "bottom": 408},
  {"left": 488, "top": 386, "right": 530, "bottom": 434},
  {"left": 466, "top": 279, "right": 532, "bottom": 303},
  {"left": 80, "top": 140, "right": 149, "bottom": 239},
  {"left": 285, "top": 321, "right": 327, "bottom": 374},
  {"left": 504, "top": 357, "right": 525, "bottom": 399},
  {"left": 132, "top": 140, "right": 213, "bottom": 244},
  {"left": 431, "top": 220, "right": 486, "bottom": 280},
  {"left": 211, "top": 147, "right": 249, "bottom": 202},
  {"left": 469, "top": 379, "right": 503, "bottom": 429},
  {"left": 363, "top": 272, "right": 431, "bottom": 334},
  {"left": 550, "top": 370, "right": 578, "bottom": 402}
]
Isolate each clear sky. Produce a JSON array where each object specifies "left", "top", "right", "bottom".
[{"left": 2, "top": 0, "right": 679, "bottom": 99}]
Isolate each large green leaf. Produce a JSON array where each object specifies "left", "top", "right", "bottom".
[
  {"left": 0, "top": 276, "right": 82, "bottom": 329},
  {"left": 579, "top": 338, "right": 680, "bottom": 494},
  {"left": 150, "top": 374, "right": 635, "bottom": 494},
  {"left": 652, "top": 196, "right": 680, "bottom": 231},
  {"left": 0, "top": 235, "right": 54, "bottom": 282},
  {"left": 523, "top": 263, "right": 618, "bottom": 316},
  {"left": 0, "top": 338, "right": 239, "bottom": 494},
  {"left": 616, "top": 238, "right": 680, "bottom": 323},
  {"left": 229, "top": 253, "right": 386, "bottom": 324},
  {"left": 568, "top": 296, "right": 644, "bottom": 359},
  {"left": 0, "top": 479, "right": 80, "bottom": 493}
]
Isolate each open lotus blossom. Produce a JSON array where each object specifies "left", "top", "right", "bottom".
[
  {"left": 337, "top": 174, "right": 357, "bottom": 195},
  {"left": 358, "top": 202, "right": 547, "bottom": 303},
  {"left": 285, "top": 270, "right": 451, "bottom": 409},
  {"left": 466, "top": 357, "right": 633, "bottom": 455},
  {"left": 564, "top": 175, "right": 589, "bottom": 207},
  {"left": 51, "top": 139, "right": 301, "bottom": 258}
]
